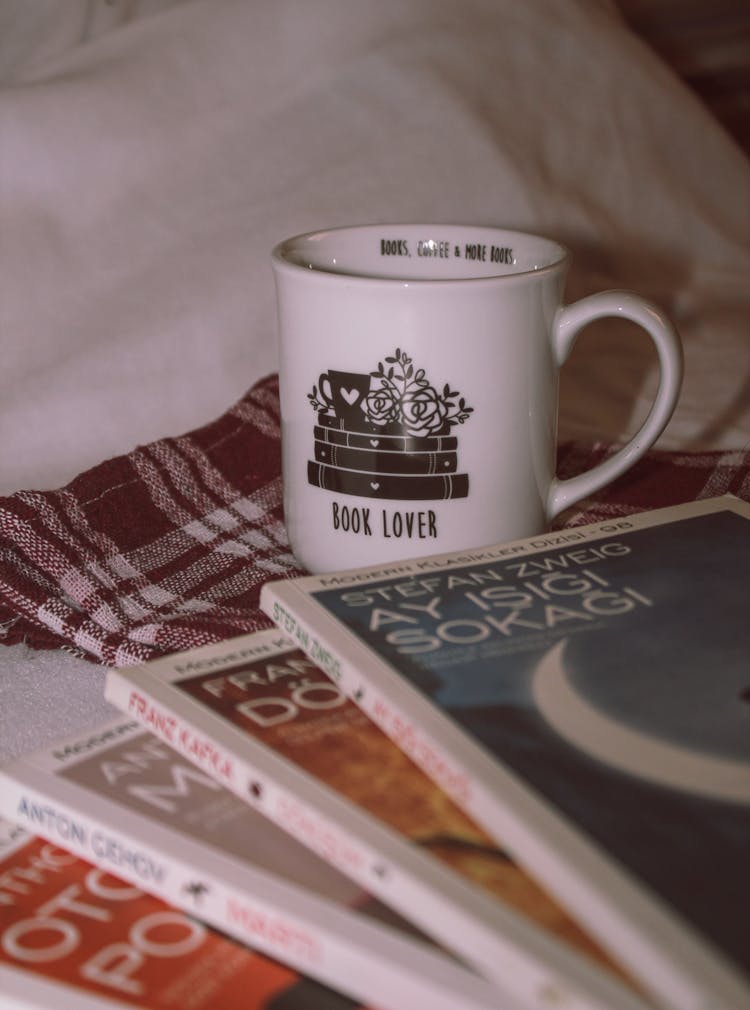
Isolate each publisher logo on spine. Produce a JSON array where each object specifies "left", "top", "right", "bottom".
[{"left": 307, "top": 349, "right": 473, "bottom": 502}]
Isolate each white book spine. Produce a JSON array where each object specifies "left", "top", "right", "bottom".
[
  {"left": 105, "top": 669, "right": 387, "bottom": 884},
  {"left": 0, "top": 771, "right": 517, "bottom": 1010},
  {"left": 105, "top": 660, "right": 653, "bottom": 1010}
]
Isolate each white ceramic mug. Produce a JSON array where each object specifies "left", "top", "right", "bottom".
[{"left": 272, "top": 224, "right": 682, "bottom": 573}]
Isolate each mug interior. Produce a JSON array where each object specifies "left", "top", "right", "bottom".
[{"left": 273, "top": 224, "right": 567, "bottom": 281}]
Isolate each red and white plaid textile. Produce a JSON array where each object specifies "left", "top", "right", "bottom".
[{"left": 1, "top": 375, "right": 749, "bottom": 667}]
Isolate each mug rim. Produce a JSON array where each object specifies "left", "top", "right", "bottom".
[{"left": 272, "top": 222, "right": 569, "bottom": 286}]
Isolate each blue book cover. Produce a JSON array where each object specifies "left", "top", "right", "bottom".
[{"left": 262, "top": 496, "right": 750, "bottom": 1010}]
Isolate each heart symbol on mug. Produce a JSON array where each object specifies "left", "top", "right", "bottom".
[
  {"left": 341, "top": 388, "right": 360, "bottom": 405},
  {"left": 370, "top": 481, "right": 380, "bottom": 491},
  {"left": 369, "top": 439, "right": 380, "bottom": 447}
]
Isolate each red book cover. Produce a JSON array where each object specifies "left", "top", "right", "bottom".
[{"left": 0, "top": 820, "right": 367, "bottom": 1009}]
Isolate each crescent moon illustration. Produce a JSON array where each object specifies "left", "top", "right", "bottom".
[{"left": 531, "top": 640, "right": 750, "bottom": 805}]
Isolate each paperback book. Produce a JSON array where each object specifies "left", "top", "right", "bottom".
[
  {"left": 0, "top": 720, "right": 514, "bottom": 1010},
  {"left": 105, "top": 633, "right": 647, "bottom": 1010},
  {"left": 0, "top": 818, "right": 375, "bottom": 1010},
  {"left": 260, "top": 494, "right": 750, "bottom": 1010}
]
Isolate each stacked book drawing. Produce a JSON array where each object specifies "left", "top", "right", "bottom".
[{"left": 307, "top": 350, "right": 472, "bottom": 501}]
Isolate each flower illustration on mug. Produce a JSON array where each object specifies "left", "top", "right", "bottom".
[
  {"left": 369, "top": 349, "right": 473, "bottom": 435},
  {"left": 401, "top": 384, "right": 450, "bottom": 435},
  {"left": 308, "top": 348, "right": 473, "bottom": 435},
  {"left": 362, "top": 385, "right": 400, "bottom": 425}
]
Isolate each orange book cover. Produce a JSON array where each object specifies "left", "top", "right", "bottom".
[{"left": 0, "top": 820, "right": 368, "bottom": 1009}]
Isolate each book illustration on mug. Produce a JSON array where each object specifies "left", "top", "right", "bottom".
[{"left": 307, "top": 349, "right": 472, "bottom": 501}]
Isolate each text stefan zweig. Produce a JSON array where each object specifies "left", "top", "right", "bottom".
[{"left": 333, "top": 542, "right": 653, "bottom": 652}]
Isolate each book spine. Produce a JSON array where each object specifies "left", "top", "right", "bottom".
[
  {"left": 0, "top": 774, "right": 504, "bottom": 1010},
  {"left": 307, "top": 462, "right": 468, "bottom": 500},
  {"left": 104, "top": 675, "right": 544, "bottom": 996},
  {"left": 262, "top": 588, "right": 476, "bottom": 812},
  {"left": 103, "top": 674, "right": 640, "bottom": 1010},
  {"left": 104, "top": 672, "right": 387, "bottom": 885},
  {"left": 314, "top": 425, "right": 459, "bottom": 452},
  {"left": 0, "top": 776, "right": 321, "bottom": 980},
  {"left": 314, "top": 440, "right": 459, "bottom": 476}
]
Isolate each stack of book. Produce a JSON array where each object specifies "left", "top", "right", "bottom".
[
  {"left": 2, "top": 496, "right": 748, "bottom": 1010},
  {"left": 306, "top": 357, "right": 472, "bottom": 505},
  {"left": 309, "top": 414, "right": 469, "bottom": 502}
]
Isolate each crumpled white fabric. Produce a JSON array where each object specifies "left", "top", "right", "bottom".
[{"left": 1, "top": 0, "right": 749, "bottom": 502}]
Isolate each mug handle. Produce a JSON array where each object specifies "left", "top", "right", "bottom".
[{"left": 547, "top": 291, "right": 683, "bottom": 520}]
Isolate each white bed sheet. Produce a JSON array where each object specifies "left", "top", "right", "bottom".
[{"left": 1, "top": 0, "right": 749, "bottom": 762}]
